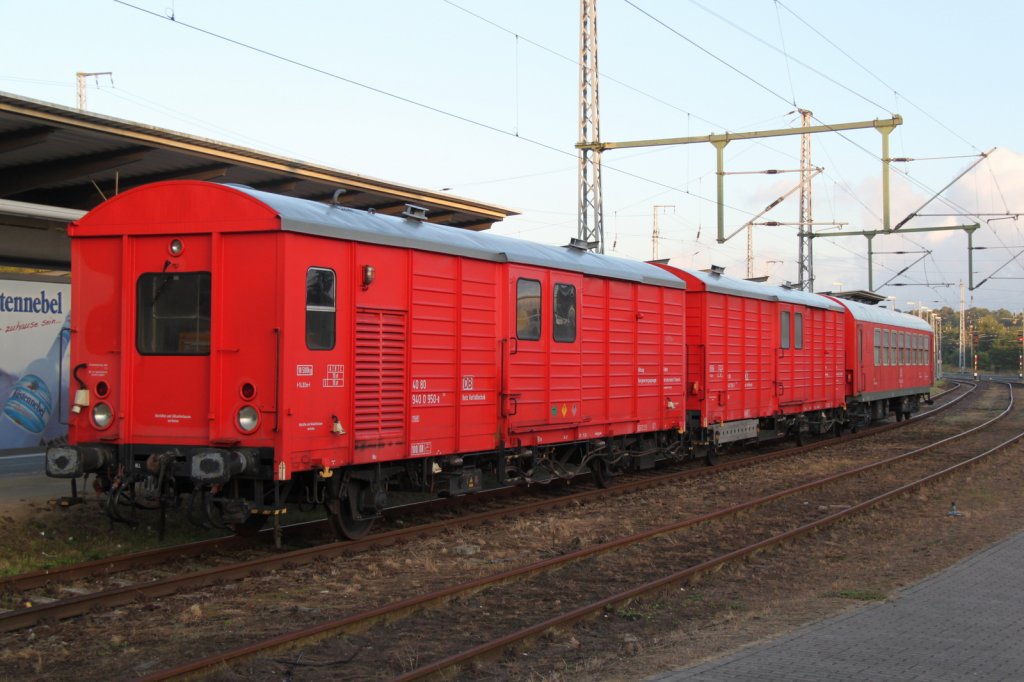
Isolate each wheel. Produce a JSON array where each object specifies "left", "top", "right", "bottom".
[
  {"left": 589, "top": 457, "right": 613, "bottom": 488},
  {"left": 326, "top": 479, "right": 374, "bottom": 540},
  {"left": 704, "top": 446, "right": 719, "bottom": 467}
]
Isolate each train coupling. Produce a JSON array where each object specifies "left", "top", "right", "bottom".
[{"left": 45, "top": 444, "right": 113, "bottom": 478}]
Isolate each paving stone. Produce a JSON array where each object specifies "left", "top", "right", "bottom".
[{"left": 651, "top": 531, "right": 1024, "bottom": 681}]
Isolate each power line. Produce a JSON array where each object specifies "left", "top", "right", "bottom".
[
  {"left": 113, "top": 0, "right": 569, "bottom": 157},
  {"left": 113, "top": 0, "right": 728, "bottom": 211},
  {"left": 773, "top": 0, "right": 979, "bottom": 152}
]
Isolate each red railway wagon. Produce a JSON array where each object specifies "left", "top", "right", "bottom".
[
  {"left": 46, "top": 181, "right": 688, "bottom": 537},
  {"left": 656, "top": 265, "right": 846, "bottom": 457},
  {"left": 828, "top": 296, "right": 933, "bottom": 424}
]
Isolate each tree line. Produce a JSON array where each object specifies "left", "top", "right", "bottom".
[{"left": 927, "top": 306, "right": 1023, "bottom": 375}]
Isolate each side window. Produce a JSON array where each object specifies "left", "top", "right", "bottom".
[
  {"left": 780, "top": 310, "right": 791, "bottom": 349},
  {"left": 794, "top": 312, "right": 803, "bottom": 350},
  {"left": 516, "top": 278, "right": 541, "bottom": 341},
  {"left": 553, "top": 283, "right": 576, "bottom": 343},
  {"left": 898, "top": 332, "right": 905, "bottom": 365},
  {"left": 883, "top": 329, "right": 889, "bottom": 365},
  {"left": 306, "top": 267, "right": 336, "bottom": 350},
  {"left": 874, "top": 329, "right": 881, "bottom": 365}
]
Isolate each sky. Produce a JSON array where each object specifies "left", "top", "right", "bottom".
[{"left": 2, "top": 0, "right": 1023, "bottom": 315}]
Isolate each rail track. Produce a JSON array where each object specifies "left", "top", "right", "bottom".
[
  {"left": 0, "top": 382, "right": 971, "bottom": 637},
  {"left": 124, "top": 380, "right": 1016, "bottom": 681},
  {"left": 42, "top": 380, "right": 994, "bottom": 681}
]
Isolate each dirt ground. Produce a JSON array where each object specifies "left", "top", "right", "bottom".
[
  {"left": 2, "top": 389, "right": 1023, "bottom": 680},
  {"left": 549, "top": 440, "right": 1024, "bottom": 681}
]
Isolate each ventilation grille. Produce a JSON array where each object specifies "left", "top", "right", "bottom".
[{"left": 354, "top": 309, "right": 407, "bottom": 447}]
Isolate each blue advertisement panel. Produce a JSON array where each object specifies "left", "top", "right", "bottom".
[{"left": 0, "top": 278, "right": 71, "bottom": 453}]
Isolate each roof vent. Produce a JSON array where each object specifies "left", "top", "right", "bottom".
[
  {"left": 708, "top": 264, "right": 725, "bottom": 276},
  {"left": 402, "top": 204, "right": 429, "bottom": 221},
  {"left": 567, "top": 237, "right": 597, "bottom": 251}
]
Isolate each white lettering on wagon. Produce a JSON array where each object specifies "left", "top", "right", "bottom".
[
  {"left": 323, "top": 364, "right": 344, "bottom": 388},
  {"left": 155, "top": 413, "right": 192, "bottom": 424}
]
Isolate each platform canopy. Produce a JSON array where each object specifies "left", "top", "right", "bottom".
[{"left": 0, "top": 91, "right": 516, "bottom": 269}]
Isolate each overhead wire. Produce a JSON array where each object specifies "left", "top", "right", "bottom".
[
  {"left": 113, "top": 0, "right": 1016, "bottom": 295},
  {"left": 112, "top": 0, "right": 758, "bottom": 218},
  {"left": 773, "top": 0, "right": 980, "bottom": 153}
]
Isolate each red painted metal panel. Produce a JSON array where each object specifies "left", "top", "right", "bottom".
[
  {"left": 847, "top": 318, "right": 934, "bottom": 399},
  {"left": 406, "top": 252, "right": 501, "bottom": 458},
  {"left": 774, "top": 303, "right": 845, "bottom": 414},
  {"left": 693, "top": 291, "right": 776, "bottom": 425},
  {"left": 208, "top": 232, "right": 279, "bottom": 449},
  {"left": 505, "top": 268, "right": 684, "bottom": 446},
  {"left": 68, "top": 237, "right": 123, "bottom": 447},
  {"left": 453, "top": 258, "right": 501, "bottom": 454},
  {"left": 70, "top": 180, "right": 280, "bottom": 236}
]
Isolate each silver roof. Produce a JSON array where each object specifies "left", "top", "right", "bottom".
[
  {"left": 233, "top": 185, "right": 686, "bottom": 290},
  {"left": 679, "top": 267, "right": 843, "bottom": 311},
  {"left": 828, "top": 296, "right": 934, "bottom": 331}
]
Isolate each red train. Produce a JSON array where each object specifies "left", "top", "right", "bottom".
[{"left": 45, "top": 181, "right": 933, "bottom": 538}]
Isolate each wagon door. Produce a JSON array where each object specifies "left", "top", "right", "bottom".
[
  {"left": 503, "top": 268, "right": 583, "bottom": 442},
  {"left": 857, "top": 324, "right": 867, "bottom": 392},
  {"left": 777, "top": 304, "right": 809, "bottom": 411},
  {"left": 130, "top": 235, "right": 213, "bottom": 443}
]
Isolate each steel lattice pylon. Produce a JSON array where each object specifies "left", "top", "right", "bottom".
[
  {"left": 797, "top": 109, "right": 814, "bottom": 290},
  {"left": 578, "top": 0, "right": 603, "bottom": 252}
]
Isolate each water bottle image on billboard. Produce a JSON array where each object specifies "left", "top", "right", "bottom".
[{"left": 0, "top": 321, "right": 69, "bottom": 449}]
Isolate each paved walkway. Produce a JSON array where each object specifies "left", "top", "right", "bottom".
[{"left": 650, "top": 531, "right": 1024, "bottom": 681}]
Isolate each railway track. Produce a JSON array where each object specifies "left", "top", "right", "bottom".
[
  {"left": 0, "top": 382, "right": 970, "bottom": 635},
  {"left": 111, "top": 382, "right": 1013, "bottom": 681}
]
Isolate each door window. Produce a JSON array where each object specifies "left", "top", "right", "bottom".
[
  {"left": 306, "top": 267, "right": 336, "bottom": 350},
  {"left": 516, "top": 279, "right": 541, "bottom": 340},
  {"left": 136, "top": 271, "right": 211, "bottom": 355}
]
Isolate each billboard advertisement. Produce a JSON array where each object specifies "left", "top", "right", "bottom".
[{"left": 0, "top": 277, "right": 70, "bottom": 453}]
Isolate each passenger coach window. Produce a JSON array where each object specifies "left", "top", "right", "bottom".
[
  {"left": 553, "top": 283, "right": 576, "bottom": 343},
  {"left": 874, "top": 329, "right": 881, "bottom": 365},
  {"left": 306, "top": 267, "right": 336, "bottom": 350},
  {"left": 794, "top": 313, "right": 803, "bottom": 350},
  {"left": 883, "top": 330, "right": 890, "bottom": 365},
  {"left": 781, "top": 311, "right": 791, "bottom": 349},
  {"left": 516, "top": 279, "right": 541, "bottom": 340},
  {"left": 136, "top": 272, "right": 211, "bottom": 355}
]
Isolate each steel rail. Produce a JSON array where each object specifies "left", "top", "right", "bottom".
[
  {"left": 396, "top": 383, "right": 1018, "bottom": 681},
  {"left": 133, "top": 383, "right": 995, "bottom": 681},
  {"left": 0, "top": 382, "right": 968, "bottom": 630},
  {"left": 1, "top": 381, "right": 964, "bottom": 597}
]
